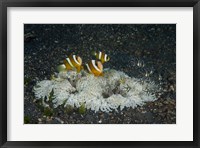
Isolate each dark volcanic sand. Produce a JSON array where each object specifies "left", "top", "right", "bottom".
[{"left": 24, "top": 24, "right": 176, "bottom": 124}]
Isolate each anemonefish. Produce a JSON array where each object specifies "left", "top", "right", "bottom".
[
  {"left": 85, "top": 60, "right": 104, "bottom": 76},
  {"left": 57, "top": 55, "right": 83, "bottom": 73},
  {"left": 92, "top": 51, "right": 110, "bottom": 64}
]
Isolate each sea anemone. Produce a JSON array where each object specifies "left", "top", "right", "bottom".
[{"left": 33, "top": 69, "right": 158, "bottom": 112}]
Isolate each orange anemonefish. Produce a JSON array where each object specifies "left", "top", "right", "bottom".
[
  {"left": 57, "top": 55, "right": 83, "bottom": 73},
  {"left": 92, "top": 51, "right": 110, "bottom": 64},
  {"left": 85, "top": 60, "right": 104, "bottom": 76}
]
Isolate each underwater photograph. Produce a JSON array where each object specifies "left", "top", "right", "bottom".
[{"left": 24, "top": 24, "right": 176, "bottom": 124}]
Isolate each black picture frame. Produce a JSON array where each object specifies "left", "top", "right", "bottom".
[{"left": 0, "top": 0, "right": 199, "bottom": 148}]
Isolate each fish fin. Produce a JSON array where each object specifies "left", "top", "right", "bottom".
[
  {"left": 76, "top": 66, "right": 82, "bottom": 73},
  {"left": 57, "top": 64, "right": 66, "bottom": 72},
  {"left": 71, "top": 67, "right": 77, "bottom": 71},
  {"left": 91, "top": 51, "right": 97, "bottom": 56},
  {"left": 99, "top": 73, "right": 104, "bottom": 77}
]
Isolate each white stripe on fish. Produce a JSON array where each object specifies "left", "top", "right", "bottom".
[
  {"left": 86, "top": 63, "right": 92, "bottom": 73},
  {"left": 99, "top": 51, "right": 102, "bottom": 59},
  {"left": 104, "top": 54, "right": 107, "bottom": 62},
  {"left": 92, "top": 60, "right": 101, "bottom": 72},
  {"left": 66, "top": 58, "right": 74, "bottom": 67},
  {"left": 73, "top": 55, "right": 80, "bottom": 65}
]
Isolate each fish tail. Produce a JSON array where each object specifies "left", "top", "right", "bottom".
[{"left": 57, "top": 64, "right": 66, "bottom": 72}]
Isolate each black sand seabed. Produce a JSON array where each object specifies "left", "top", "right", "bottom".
[{"left": 24, "top": 24, "right": 176, "bottom": 124}]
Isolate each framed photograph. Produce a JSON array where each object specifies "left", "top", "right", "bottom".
[{"left": 0, "top": 0, "right": 199, "bottom": 147}]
